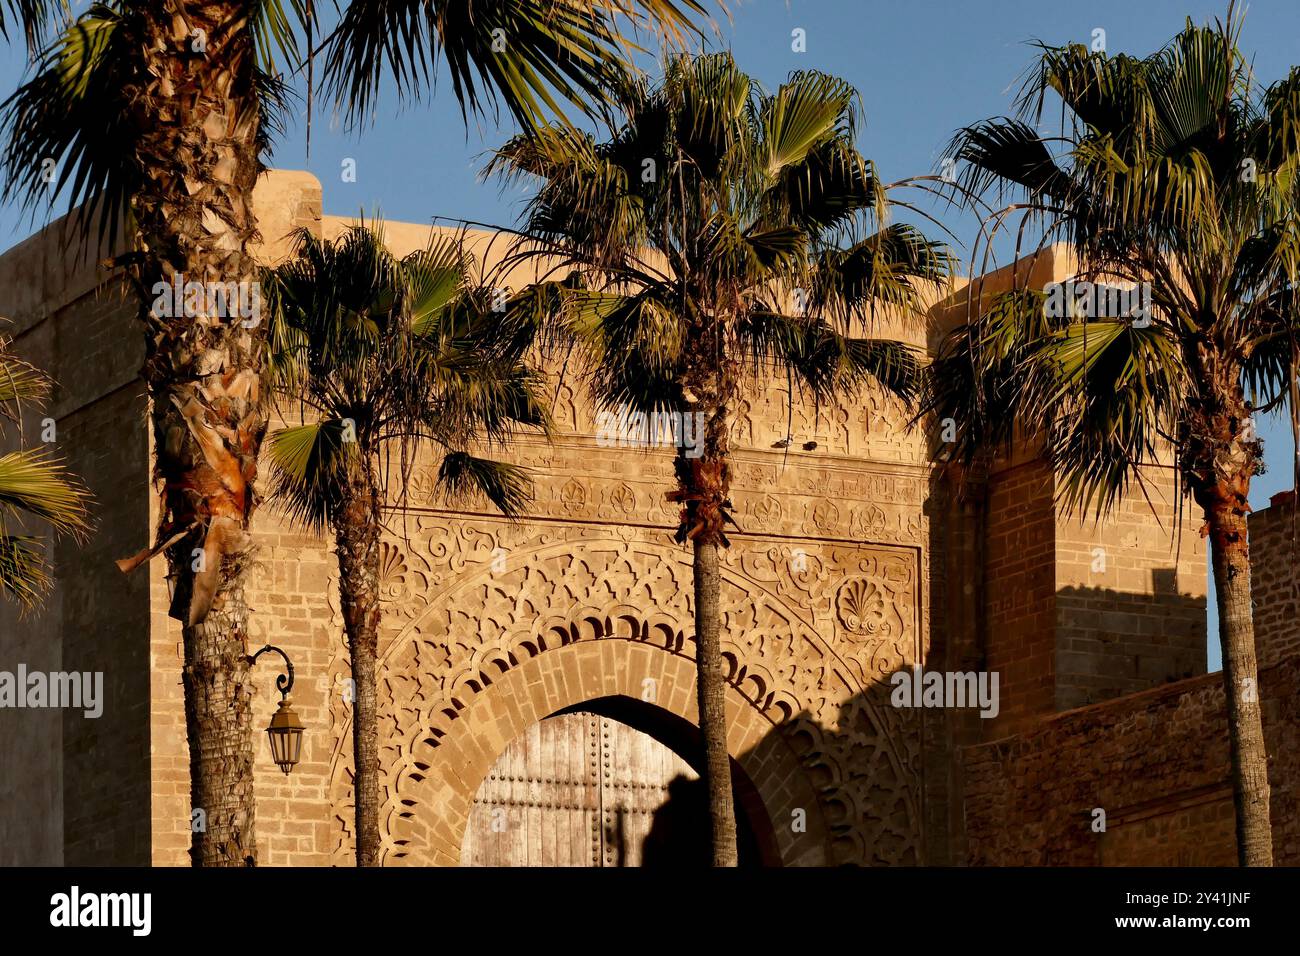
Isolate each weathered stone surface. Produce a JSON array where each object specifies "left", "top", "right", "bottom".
[
  {"left": 1250, "top": 491, "right": 1300, "bottom": 671},
  {"left": 960, "top": 654, "right": 1300, "bottom": 865}
]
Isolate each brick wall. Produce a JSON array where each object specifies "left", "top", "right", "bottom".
[
  {"left": 0, "top": 217, "right": 153, "bottom": 865},
  {"left": 0, "top": 170, "right": 325, "bottom": 865},
  {"left": 982, "top": 459, "right": 1058, "bottom": 736},
  {"left": 960, "top": 654, "right": 1300, "bottom": 865},
  {"left": 148, "top": 512, "right": 340, "bottom": 866},
  {"left": 1250, "top": 491, "right": 1300, "bottom": 671},
  {"left": 1053, "top": 466, "right": 1206, "bottom": 710},
  {"left": 974, "top": 458, "right": 1206, "bottom": 738}
]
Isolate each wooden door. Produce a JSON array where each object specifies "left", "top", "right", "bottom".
[{"left": 460, "top": 710, "right": 702, "bottom": 866}]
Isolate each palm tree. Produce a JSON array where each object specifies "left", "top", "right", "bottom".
[
  {"left": 0, "top": 326, "right": 91, "bottom": 608},
  {"left": 0, "top": 0, "right": 709, "bottom": 866},
  {"left": 263, "top": 223, "right": 545, "bottom": 866},
  {"left": 490, "top": 52, "right": 950, "bottom": 864},
  {"left": 925, "top": 12, "right": 1299, "bottom": 865}
]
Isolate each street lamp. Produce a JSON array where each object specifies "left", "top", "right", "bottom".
[{"left": 248, "top": 644, "right": 305, "bottom": 775}]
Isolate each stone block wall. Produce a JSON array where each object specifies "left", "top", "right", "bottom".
[
  {"left": 935, "top": 249, "right": 1207, "bottom": 743},
  {"left": 0, "top": 168, "right": 1266, "bottom": 868},
  {"left": 960, "top": 654, "right": 1300, "bottom": 865},
  {"left": 0, "top": 221, "right": 152, "bottom": 866},
  {"left": 982, "top": 458, "right": 1058, "bottom": 736},
  {"left": 148, "top": 509, "right": 341, "bottom": 866},
  {"left": 1250, "top": 490, "right": 1300, "bottom": 671},
  {"left": 1053, "top": 465, "right": 1206, "bottom": 710}
]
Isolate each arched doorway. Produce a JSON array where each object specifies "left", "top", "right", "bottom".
[
  {"left": 460, "top": 700, "right": 771, "bottom": 866},
  {"left": 374, "top": 638, "right": 834, "bottom": 866}
]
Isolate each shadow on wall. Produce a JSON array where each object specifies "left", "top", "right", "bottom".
[
  {"left": 548, "top": 696, "right": 771, "bottom": 867},
  {"left": 459, "top": 543, "right": 1212, "bottom": 867},
  {"left": 1054, "top": 572, "right": 1207, "bottom": 712},
  {"left": 631, "top": 581, "right": 1211, "bottom": 866},
  {"left": 477, "top": 678, "right": 923, "bottom": 867},
  {"left": 626, "top": 674, "right": 929, "bottom": 867},
  {"left": 960, "top": 574, "right": 1209, "bottom": 748}
]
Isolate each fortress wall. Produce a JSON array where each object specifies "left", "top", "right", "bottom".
[
  {"left": 930, "top": 249, "right": 1208, "bottom": 745},
  {"left": 0, "top": 216, "right": 151, "bottom": 865},
  {"left": 0, "top": 168, "right": 1248, "bottom": 866},
  {"left": 151, "top": 179, "right": 951, "bottom": 865},
  {"left": 960, "top": 653, "right": 1300, "bottom": 865},
  {"left": 981, "top": 458, "right": 1058, "bottom": 737},
  {"left": 1052, "top": 465, "right": 1206, "bottom": 711},
  {"left": 1249, "top": 491, "right": 1300, "bottom": 672}
]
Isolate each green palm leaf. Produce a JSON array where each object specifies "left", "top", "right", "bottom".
[
  {"left": 266, "top": 420, "right": 356, "bottom": 533},
  {"left": 436, "top": 451, "right": 532, "bottom": 517},
  {"left": 265, "top": 222, "right": 547, "bottom": 532},
  {"left": 0, "top": 448, "right": 91, "bottom": 535},
  {"left": 0, "top": 448, "right": 92, "bottom": 609},
  {"left": 324, "top": 0, "right": 710, "bottom": 130}
]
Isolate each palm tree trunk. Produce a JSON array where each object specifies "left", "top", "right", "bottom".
[
  {"left": 674, "top": 342, "right": 742, "bottom": 867},
  {"left": 675, "top": 357, "right": 741, "bottom": 865},
  {"left": 181, "top": 583, "right": 257, "bottom": 866},
  {"left": 1206, "top": 496, "right": 1274, "bottom": 866},
  {"left": 333, "top": 487, "right": 383, "bottom": 866},
  {"left": 135, "top": 2, "right": 268, "bottom": 866},
  {"left": 693, "top": 535, "right": 738, "bottom": 866}
]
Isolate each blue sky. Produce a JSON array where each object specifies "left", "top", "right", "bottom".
[{"left": 4, "top": 0, "right": 1300, "bottom": 669}]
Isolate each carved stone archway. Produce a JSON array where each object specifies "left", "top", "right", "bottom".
[
  {"left": 393, "top": 646, "right": 824, "bottom": 865},
  {"left": 324, "top": 516, "right": 924, "bottom": 866}
]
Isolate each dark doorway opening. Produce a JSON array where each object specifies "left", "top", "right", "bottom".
[{"left": 460, "top": 694, "right": 778, "bottom": 866}]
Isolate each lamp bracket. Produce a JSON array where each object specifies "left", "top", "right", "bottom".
[{"left": 248, "top": 644, "right": 295, "bottom": 699}]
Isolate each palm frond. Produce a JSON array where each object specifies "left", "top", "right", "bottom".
[
  {"left": 932, "top": 15, "right": 1300, "bottom": 522},
  {"left": 0, "top": 534, "right": 49, "bottom": 609},
  {"left": 265, "top": 420, "right": 356, "bottom": 533},
  {"left": 0, "top": 0, "right": 55, "bottom": 50},
  {"left": 0, "top": 448, "right": 91, "bottom": 536},
  {"left": 813, "top": 223, "right": 952, "bottom": 323},
  {"left": 489, "top": 49, "right": 950, "bottom": 462},
  {"left": 266, "top": 222, "right": 547, "bottom": 528},
  {"left": 323, "top": 0, "right": 711, "bottom": 130},
  {"left": 0, "top": 3, "right": 293, "bottom": 247},
  {"left": 740, "top": 309, "right": 920, "bottom": 403},
  {"left": 436, "top": 450, "right": 532, "bottom": 517},
  {"left": 0, "top": 343, "right": 49, "bottom": 412}
]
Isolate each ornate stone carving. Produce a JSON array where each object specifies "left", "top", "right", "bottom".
[
  {"left": 837, "top": 576, "right": 888, "bottom": 637},
  {"left": 324, "top": 514, "right": 924, "bottom": 867},
  {"left": 377, "top": 542, "right": 410, "bottom": 602},
  {"left": 559, "top": 478, "right": 586, "bottom": 514},
  {"left": 609, "top": 482, "right": 637, "bottom": 516}
]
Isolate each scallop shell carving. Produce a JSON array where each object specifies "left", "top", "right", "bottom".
[
  {"left": 378, "top": 541, "right": 409, "bottom": 600},
  {"left": 835, "top": 576, "right": 889, "bottom": 638}
]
